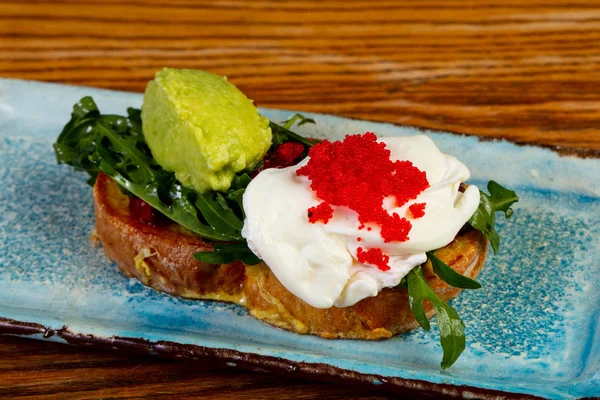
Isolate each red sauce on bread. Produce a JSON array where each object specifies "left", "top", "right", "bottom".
[{"left": 129, "top": 196, "right": 167, "bottom": 226}]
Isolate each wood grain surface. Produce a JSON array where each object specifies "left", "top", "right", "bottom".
[
  {"left": 1, "top": 0, "right": 598, "bottom": 398},
  {"left": 0, "top": 335, "right": 389, "bottom": 399}
]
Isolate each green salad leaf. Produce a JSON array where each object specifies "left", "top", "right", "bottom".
[
  {"left": 282, "top": 113, "right": 316, "bottom": 129},
  {"left": 270, "top": 113, "right": 318, "bottom": 148},
  {"left": 194, "top": 243, "right": 261, "bottom": 265},
  {"left": 468, "top": 181, "right": 519, "bottom": 254},
  {"left": 407, "top": 266, "right": 466, "bottom": 369},
  {"left": 427, "top": 252, "right": 481, "bottom": 289},
  {"left": 487, "top": 180, "right": 518, "bottom": 218},
  {"left": 54, "top": 96, "right": 245, "bottom": 242}
]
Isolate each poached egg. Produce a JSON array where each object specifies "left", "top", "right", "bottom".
[{"left": 241, "top": 134, "right": 480, "bottom": 308}]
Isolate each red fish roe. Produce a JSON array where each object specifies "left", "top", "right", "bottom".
[
  {"left": 254, "top": 142, "right": 307, "bottom": 176},
  {"left": 408, "top": 203, "right": 426, "bottom": 219},
  {"left": 267, "top": 142, "right": 305, "bottom": 167},
  {"left": 380, "top": 212, "right": 412, "bottom": 242},
  {"left": 297, "top": 132, "right": 429, "bottom": 243},
  {"left": 307, "top": 202, "right": 334, "bottom": 224},
  {"left": 277, "top": 142, "right": 306, "bottom": 164},
  {"left": 356, "top": 247, "right": 390, "bottom": 271}
]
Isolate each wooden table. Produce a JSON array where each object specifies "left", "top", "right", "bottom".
[{"left": 1, "top": 1, "right": 598, "bottom": 398}]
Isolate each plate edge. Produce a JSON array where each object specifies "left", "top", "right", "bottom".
[{"left": 0, "top": 316, "right": 543, "bottom": 400}]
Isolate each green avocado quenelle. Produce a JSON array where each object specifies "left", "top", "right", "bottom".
[{"left": 141, "top": 68, "right": 272, "bottom": 193}]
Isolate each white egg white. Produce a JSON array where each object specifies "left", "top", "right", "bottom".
[{"left": 242, "top": 135, "right": 480, "bottom": 309}]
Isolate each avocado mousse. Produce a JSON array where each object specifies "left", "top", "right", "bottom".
[{"left": 141, "top": 68, "right": 272, "bottom": 193}]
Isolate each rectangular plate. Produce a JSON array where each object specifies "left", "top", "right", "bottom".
[{"left": 0, "top": 79, "right": 598, "bottom": 399}]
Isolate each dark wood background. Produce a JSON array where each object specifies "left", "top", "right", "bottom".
[{"left": 1, "top": 0, "right": 599, "bottom": 398}]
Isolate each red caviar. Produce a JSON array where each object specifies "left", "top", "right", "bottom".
[
  {"left": 356, "top": 247, "right": 390, "bottom": 271},
  {"left": 262, "top": 142, "right": 306, "bottom": 171},
  {"left": 307, "top": 202, "right": 334, "bottom": 224},
  {"left": 278, "top": 142, "right": 306, "bottom": 163},
  {"left": 297, "top": 132, "right": 429, "bottom": 243},
  {"left": 408, "top": 203, "right": 426, "bottom": 219},
  {"left": 380, "top": 212, "right": 412, "bottom": 242}
]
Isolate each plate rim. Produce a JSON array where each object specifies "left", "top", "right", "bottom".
[{"left": 0, "top": 316, "right": 543, "bottom": 400}]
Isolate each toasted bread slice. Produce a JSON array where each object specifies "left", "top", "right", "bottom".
[
  {"left": 93, "top": 173, "right": 245, "bottom": 302},
  {"left": 94, "top": 173, "right": 488, "bottom": 339},
  {"left": 243, "top": 229, "right": 486, "bottom": 339}
]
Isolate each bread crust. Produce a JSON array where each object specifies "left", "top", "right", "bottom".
[
  {"left": 94, "top": 173, "right": 488, "bottom": 339},
  {"left": 244, "top": 229, "right": 486, "bottom": 339}
]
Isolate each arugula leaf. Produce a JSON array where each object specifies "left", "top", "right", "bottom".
[
  {"left": 468, "top": 180, "right": 519, "bottom": 254},
  {"left": 427, "top": 252, "right": 481, "bottom": 289},
  {"left": 225, "top": 172, "right": 254, "bottom": 219},
  {"left": 194, "top": 243, "right": 261, "bottom": 265},
  {"left": 54, "top": 96, "right": 244, "bottom": 242},
  {"left": 195, "top": 192, "right": 244, "bottom": 237},
  {"left": 397, "top": 276, "right": 408, "bottom": 288},
  {"left": 407, "top": 267, "right": 466, "bottom": 369},
  {"left": 487, "top": 180, "right": 517, "bottom": 218},
  {"left": 226, "top": 189, "right": 246, "bottom": 217},
  {"left": 269, "top": 121, "right": 317, "bottom": 148},
  {"left": 282, "top": 113, "right": 316, "bottom": 129},
  {"left": 230, "top": 172, "right": 252, "bottom": 190}
]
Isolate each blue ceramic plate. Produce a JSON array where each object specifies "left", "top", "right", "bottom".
[{"left": 0, "top": 79, "right": 598, "bottom": 399}]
